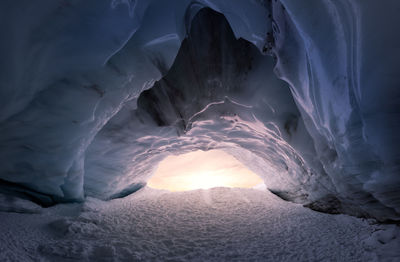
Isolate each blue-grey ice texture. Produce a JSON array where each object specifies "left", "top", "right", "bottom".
[{"left": 0, "top": 0, "right": 399, "bottom": 221}]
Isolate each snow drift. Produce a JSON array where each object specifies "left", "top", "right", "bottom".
[{"left": 0, "top": 0, "right": 399, "bottom": 221}]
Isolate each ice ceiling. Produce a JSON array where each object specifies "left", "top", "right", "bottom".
[{"left": 0, "top": 0, "right": 399, "bottom": 221}]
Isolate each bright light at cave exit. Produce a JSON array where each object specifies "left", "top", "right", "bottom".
[{"left": 147, "top": 150, "right": 264, "bottom": 191}]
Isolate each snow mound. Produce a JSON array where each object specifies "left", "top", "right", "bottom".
[{"left": 0, "top": 193, "right": 42, "bottom": 214}]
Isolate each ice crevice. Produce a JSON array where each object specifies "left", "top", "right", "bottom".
[{"left": 0, "top": 0, "right": 399, "bottom": 222}]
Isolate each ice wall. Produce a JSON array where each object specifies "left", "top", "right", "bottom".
[
  {"left": 270, "top": 0, "right": 400, "bottom": 219},
  {"left": 0, "top": 0, "right": 399, "bottom": 220},
  {"left": 85, "top": 8, "right": 328, "bottom": 203},
  {"left": 0, "top": 0, "right": 180, "bottom": 201},
  {"left": 0, "top": 0, "right": 275, "bottom": 202}
]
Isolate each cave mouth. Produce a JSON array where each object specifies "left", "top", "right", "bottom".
[{"left": 147, "top": 149, "right": 264, "bottom": 192}]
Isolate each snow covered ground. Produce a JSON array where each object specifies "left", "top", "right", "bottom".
[{"left": 0, "top": 187, "right": 399, "bottom": 262}]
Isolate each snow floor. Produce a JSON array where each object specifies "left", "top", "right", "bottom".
[{"left": 1, "top": 187, "right": 399, "bottom": 262}]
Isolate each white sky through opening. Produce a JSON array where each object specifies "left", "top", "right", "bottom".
[{"left": 147, "top": 149, "right": 264, "bottom": 191}]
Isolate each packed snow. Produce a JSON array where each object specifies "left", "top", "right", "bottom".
[{"left": 1, "top": 188, "right": 399, "bottom": 261}]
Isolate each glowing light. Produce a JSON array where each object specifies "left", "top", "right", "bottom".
[{"left": 147, "top": 150, "right": 264, "bottom": 191}]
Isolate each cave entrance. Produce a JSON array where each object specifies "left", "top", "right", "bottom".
[{"left": 147, "top": 149, "right": 264, "bottom": 191}]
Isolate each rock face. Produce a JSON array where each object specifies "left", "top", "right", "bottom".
[{"left": 0, "top": 0, "right": 399, "bottom": 221}]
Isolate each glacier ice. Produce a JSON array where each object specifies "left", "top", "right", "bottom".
[
  {"left": 271, "top": 0, "right": 400, "bottom": 219},
  {"left": 0, "top": 0, "right": 399, "bottom": 221}
]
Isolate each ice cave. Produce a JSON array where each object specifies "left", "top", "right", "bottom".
[{"left": 0, "top": 0, "right": 399, "bottom": 261}]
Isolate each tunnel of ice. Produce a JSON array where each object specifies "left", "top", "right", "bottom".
[{"left": 0, "top": 0, "right": 399, "bottom": 221}]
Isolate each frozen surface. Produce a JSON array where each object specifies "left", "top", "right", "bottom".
[
  {"left": 84, "top": 8, "right": 321, "bottom": 204},
  {"left": 0, "top": 193, "right": 42, "bottom": 214},
  {"left": 1, "top": 188, "right": 399, "bottom": 261},
  {"left": 0, "top": 0, "right": 399, "bottom": 221},
  {"left": 271, "top": 0, "right": 400, "bottom": 221}
]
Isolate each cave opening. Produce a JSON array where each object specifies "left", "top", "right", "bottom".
[
  {"left": 0, "top": 0, "right": 399, "bottom": 261},
  {"left": 147, "top": 149, "right": 265, "bottom": 191},
  {"left": 127, "top": 6, "right": 304, "bottom": 201}
]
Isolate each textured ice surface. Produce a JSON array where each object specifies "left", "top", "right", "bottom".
[
  {"left": 271, "top": 0, "right": 400, "bottom": 220},
  {"left": 84, "top": 8, "right": 323, "bottom": 203},
  {"left": 2, "top": 187, "right": 399, "bottom": 261},
  {"left": 0, "top": 0, "right": 399, "bottom": 220}
]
